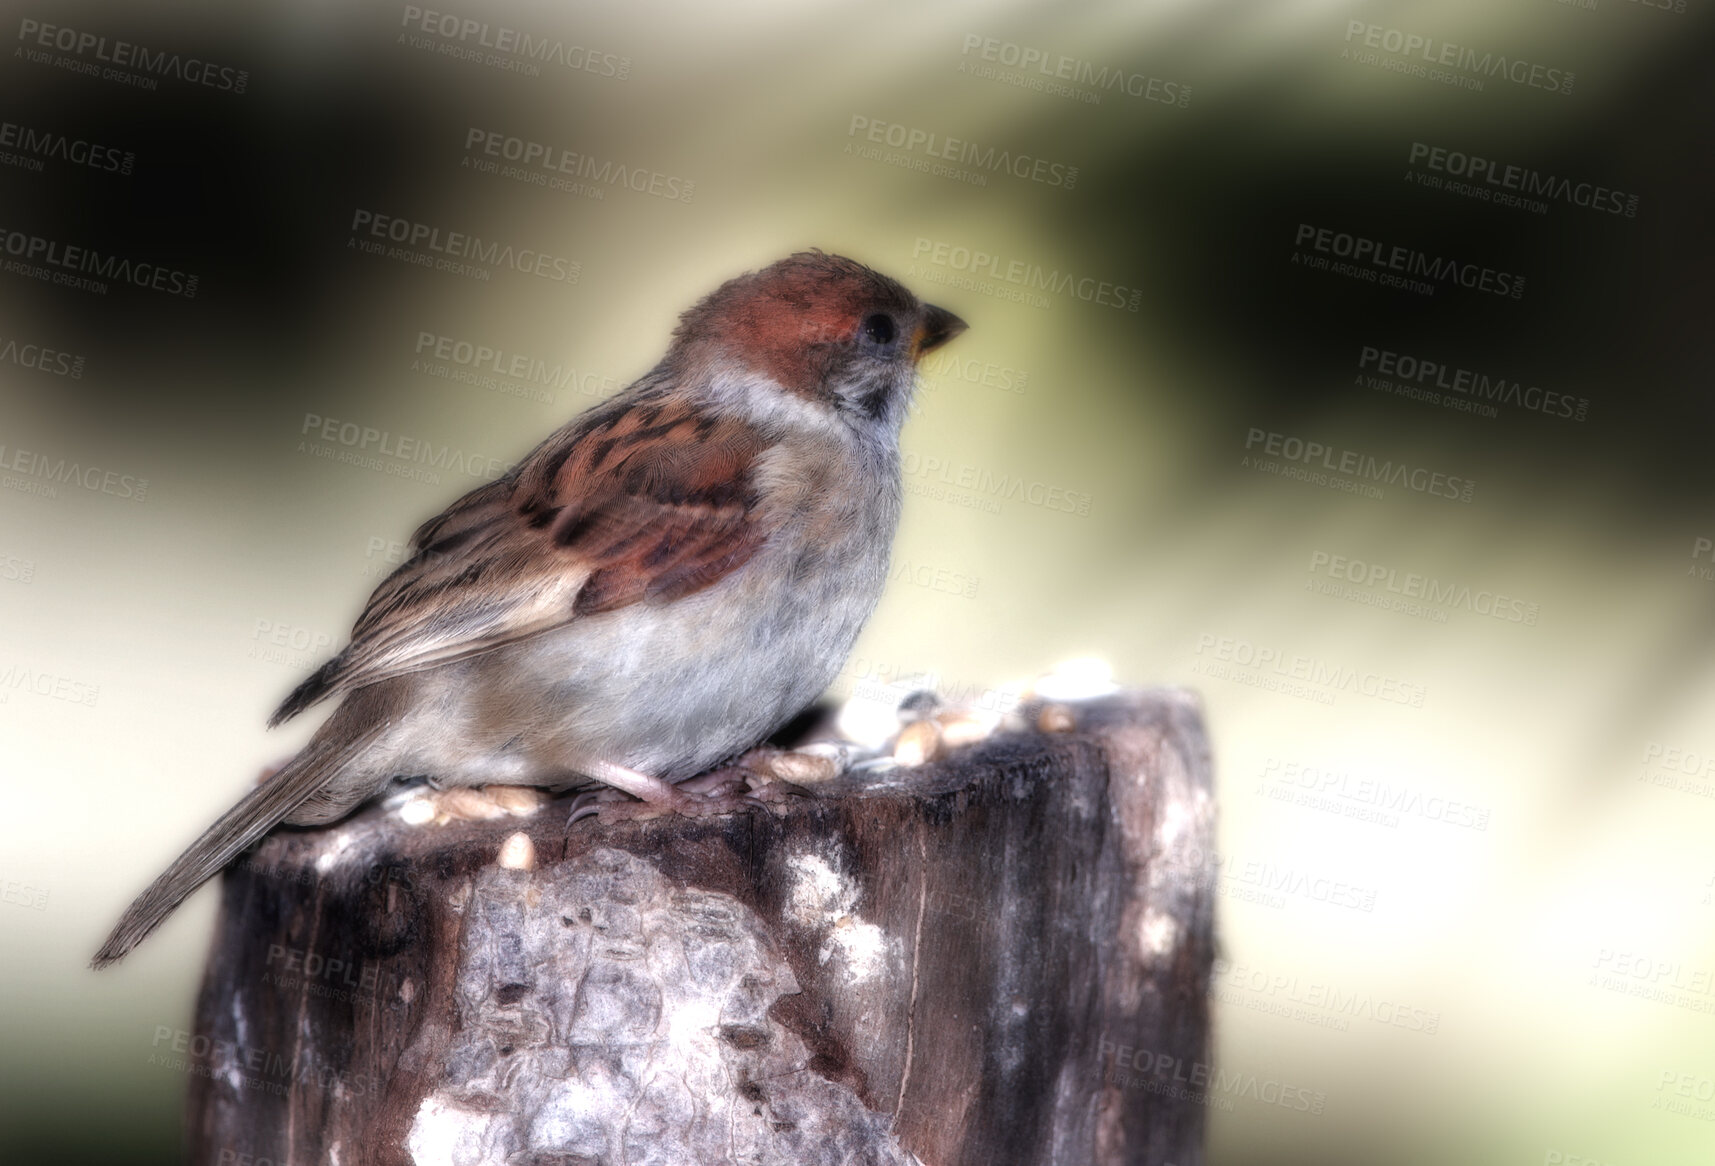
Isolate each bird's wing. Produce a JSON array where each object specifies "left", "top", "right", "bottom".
[{"left": 269, "top": 395, "right": 773, "bottom": 725}]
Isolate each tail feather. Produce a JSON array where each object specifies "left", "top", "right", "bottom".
[
  {"left": 268, "top": 652, "right": 347, "bottom": 728},
  {"left": 91, "top": 725, "right": 381, "bottom": 969}
]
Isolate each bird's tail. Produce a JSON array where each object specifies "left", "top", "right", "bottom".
[{"left": 90, "top": 723, "right": 383, "bottom": 969}]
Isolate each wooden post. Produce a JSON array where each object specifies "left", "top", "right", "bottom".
[{"left": 184, "top": 689, "right": 1216, "bottom": 1165}]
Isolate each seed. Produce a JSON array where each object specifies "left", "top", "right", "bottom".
[
  {"left": 498, "top": 832, "right": 536, "bottom": 871},
  {"left": 893, "top": 720, "right": 942, "bottom": 766}
]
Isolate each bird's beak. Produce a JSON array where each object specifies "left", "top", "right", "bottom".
[{"left": 912, "top": 304, "right": 968, "bottom": 360}]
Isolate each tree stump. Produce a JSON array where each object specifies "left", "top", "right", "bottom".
[{"left": 183, "top": 689, "right": 1216, "bottom": 1166}]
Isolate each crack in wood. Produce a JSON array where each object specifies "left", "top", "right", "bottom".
[{"left": 893, "top": 827, "right": 929, "bottom": 1130}]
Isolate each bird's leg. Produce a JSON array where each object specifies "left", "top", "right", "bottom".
[
  {"left": 680, "top": 748, "right": 819, "bottom": 804},
  {"left": 674, "top": 767, "right": 750, "bottom": 799},
  {"left": 567, "top": 758, "right": 778, "bottom": 826},
  {"left": 583, "top": 758, "right": 687, "bottom": 804},
  {"left": 565, "top": 785, "right": 633, "bottom": 825}
]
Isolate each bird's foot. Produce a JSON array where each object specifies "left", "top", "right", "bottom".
[
  {"left": 564, "top": 751, "right": 824, "bottom": 827},
  {"left": 688, "top": 745, "right": 839, "bottom": 801},
  {"left": 567, "top": 784, "right": 762, "bottom": 827}
]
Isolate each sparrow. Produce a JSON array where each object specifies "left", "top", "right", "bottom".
[{"left": 93, "top": 251, "right": 966, "bottom": 968}]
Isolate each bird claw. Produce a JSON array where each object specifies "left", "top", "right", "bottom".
[
  {"left": 673, "top": 768, "right": 750, "bottom": 799},
  {"left": 565, "top": 786, "right": 628, "bottom": 827},
  {"left": 693, "top": 754, "right": 817, "bottom": 804},
  {"left": 566, "top": 774, "right": 805, "bottom": 829},
  {"left": 576, "top": 788, "right": 745, "bottom": 826}
]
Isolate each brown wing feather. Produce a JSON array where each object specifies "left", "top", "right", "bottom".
[{"left": 270, "top": 395, "right": 771, "bottom": 725}]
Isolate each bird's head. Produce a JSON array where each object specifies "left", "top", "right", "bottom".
[{"left": 670, "top": 250, "right": 967, "bottom": 433}]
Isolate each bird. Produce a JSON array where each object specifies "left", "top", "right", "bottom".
[{"left": 92, "top": 250, "right": 966, "bottom": 968}]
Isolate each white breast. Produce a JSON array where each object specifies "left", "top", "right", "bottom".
[{"left": 396, "top": 432, "right": 902, "bottom": 786}]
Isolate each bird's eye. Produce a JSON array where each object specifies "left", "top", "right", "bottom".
[{"left": 862, "top": 313, "right": 896, "bottom": 346}]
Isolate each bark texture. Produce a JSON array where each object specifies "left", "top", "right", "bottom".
[{"left": 185, "top": 689, "right": 1216, "bottom": 1166}]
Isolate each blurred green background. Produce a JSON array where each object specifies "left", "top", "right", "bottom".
[{"left": 3, "top": 0, "right": 1712, "bottom": 1162}]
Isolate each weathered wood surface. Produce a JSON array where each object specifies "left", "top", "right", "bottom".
[{"left": 184, "top": 689, "right": 1216, "bottom": 1166}]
